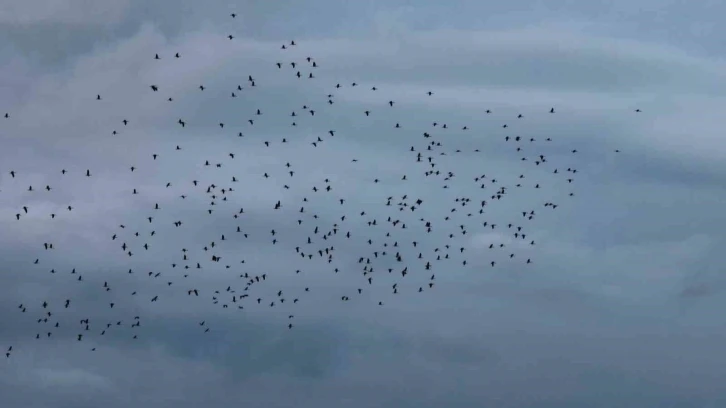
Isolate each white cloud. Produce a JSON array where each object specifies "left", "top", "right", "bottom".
[{"left": 0, "top": 0, "right": 130, "bottom": 25}]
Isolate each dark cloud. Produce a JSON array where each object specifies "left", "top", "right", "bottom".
[{"left": 2, "top": 1, "right": 726, "bottom": 407}]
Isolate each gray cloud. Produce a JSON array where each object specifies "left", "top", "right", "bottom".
[{"left": 2, "top": 1, "right": 726, "bottom": 407}]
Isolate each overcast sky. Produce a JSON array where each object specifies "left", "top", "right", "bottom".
[{"left": 1, "top": 1, "right": 726, "bottom": 407}]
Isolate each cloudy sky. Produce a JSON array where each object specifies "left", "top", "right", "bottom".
[{"left": 2, "top": 1, "right": 726, "bottom": 407}]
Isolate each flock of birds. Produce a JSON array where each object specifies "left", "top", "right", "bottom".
[{"left": 0, "top": 13, "right": 636, "bottom": 360}]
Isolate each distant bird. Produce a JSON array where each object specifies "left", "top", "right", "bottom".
[{"left": 0, "top": 29, "right": 617, "bottom": 358}]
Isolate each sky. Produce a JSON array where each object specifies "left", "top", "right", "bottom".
[{"left": 1, "top": 1, "right": 726, "bottom": 407}]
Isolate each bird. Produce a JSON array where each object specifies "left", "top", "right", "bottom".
[{"left": 0, "top": 29, "right": 617, "bottom": 362}]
